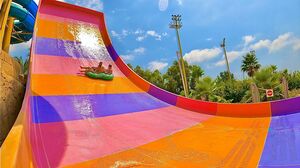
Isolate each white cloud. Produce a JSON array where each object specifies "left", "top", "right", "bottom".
[
  {"left": 269, "top": 33, "right": 292, "bottom": 53},
  {"left": 249, "top": 33, "right": 295, "bottom": 53},
  {"left": 133, "top": 47, "right": 146, "bottom": 54},
  {"left": 111, "top": 29, "right": 166, "bottom": 42},
  {"left": 134, "top": 29, "right": 144, "bottom": 35},
  {"left": 122, "top": 30, "right": 128, "bottom": 36},
  {"left": 183, "top": 48, "right": 221, "bottom": 64},
  {"left": 213, "top": 32, "right": 300, "bottom": 67},
  {"left": 293, "top": 39, "right": 300, "bottom": 51},
  {"left": 147, "top": 30, "right": 162, "bottom": 40},
  {"left": 249, "top": 39, "right": 271, "bottom": 50},
  {"left": 148, "top": 61, "right": 168, "bottom": 71},
  {"left": 110, "top": 30, "right": 129, "bottom": 41},
  {"left": 111, "top": 30, "right": 119, "bottom": 38},
  {"left": 215, "top": 51, "right": 244, "bottom": 66},
  {"left": 136, "top": 36, "right": 146, "bottom": 42},
  {"left": 120, "top": 47, "right": 146, "bottom": 61},
  {"left": 135, "top": 30, "right": 167, "bottom": 42},
  {"left": 243, "top": 35, "right": 255, "bottom": 46},
  {"left": 45, "top": 0, "right": 102, "bottom": 11},
  {"left": 74, "top": 0, "right": 104, "bottom": 11},
  {"left": 120, "top": 54, "right": 134, "bottom": 61}
]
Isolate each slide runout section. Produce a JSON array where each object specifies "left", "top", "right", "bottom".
[
  {"left": 28, "top": 106, "right": 212, "bottom": 167},
  {"left": 66, "top": 116, "right": 271, "bottom": 168},
  {"left": 1, "top": 0, "right": 299, "bottom": 167}
]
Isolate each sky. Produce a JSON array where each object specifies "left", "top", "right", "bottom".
[{"left": 10, "top": 0, "right": 300, "bottom": 78}]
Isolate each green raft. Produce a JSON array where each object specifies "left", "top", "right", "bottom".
[{"left": 85, "top": 72, "right": 114, "bottom": 81}]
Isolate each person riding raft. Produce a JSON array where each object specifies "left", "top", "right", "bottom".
[
  {"left": 80, "top": 62, "right": 105, "bottom": 73},
  {"left": 80, "top": 62, "right": 114, "bottom": 80}
]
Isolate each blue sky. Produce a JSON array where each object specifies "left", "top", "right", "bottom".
[{"left": 11, "top": 0, "right": 300, "bottom": 78}]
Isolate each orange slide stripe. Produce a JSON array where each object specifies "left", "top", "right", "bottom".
[
  {"left": 1, "top": 108, "right": 34, "bottom": 168},
  {"left": 36, "top": 19, "right": 75, "bottom": 40},
  {"left": 66, "top": 116, "right": 270, "bottom": 168},
  {"left": 31, "top": 74, "right": 144, "bottom": 96},
  {"left": 115, "top": 57, "right": 151, "bottom": 92}
]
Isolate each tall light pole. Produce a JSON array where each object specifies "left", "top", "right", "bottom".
[
  {"left": 220, "top": 38, "right": 231, "bottom": 80},
  {"left": 176, "top": 51, "right": 185, "bottom": 93},
  {"left": 170, "top": 14, "right": 189, "bottom": 97}
]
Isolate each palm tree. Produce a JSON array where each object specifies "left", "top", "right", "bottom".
[
  {"left": 270, "top": 65, "right": 278, "bottom": 73},
  {"left": 241, "top": 51, "right": 261, "bottom": 77},
  {"left": 193, "top": 77, "right": 215, "bottom": 101},
  {"left": 191, "top": 77, "right": 228, "bottom": 102},
  {"left": 13, "top": 56, "right": 29, "bottom": 85},
  {"left": 253, "top": 66, "right": 282, "bottom": 101},
  {"left": 14, "top": 56, "right": 29, "bottom": 75}
]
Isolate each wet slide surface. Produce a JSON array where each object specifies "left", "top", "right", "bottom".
[{"left": 1, "top": 0, "right": 300, "bottom": 167}]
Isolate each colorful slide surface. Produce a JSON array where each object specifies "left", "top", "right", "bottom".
[{"left": 1, "top": 0, "right": 300, "bottom": 167}]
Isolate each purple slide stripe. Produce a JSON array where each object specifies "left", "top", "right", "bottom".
[
  {"left": 259, "top": 112, "right": 300, "bottom": 167},
  {"left": 271, "top": 97, "right": 300, "bottom": 116},
  {"left": 35, "top": 37, "right": 80, "bottom": 57},
  {"left": 106, "top": 45, "right": 119, "bottom": 61},
  {"left": 34, "top": 37, "right": 111, "bottom": 60},
  {"left": 148, "top": 85, "right": 178, "bottom": 106},
  {"left": 31, "top": 93, "right": 169, "bottom": 123}
]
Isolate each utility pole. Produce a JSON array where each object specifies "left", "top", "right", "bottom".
[
  {"left": 220, "top": 38, "right": 231, "bottom": 80},
  {"left": 170, "top": 14, "right": 189, "bottom": 97}
]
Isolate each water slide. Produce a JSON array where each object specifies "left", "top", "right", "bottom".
[
  {"left": 1, "top": 0, "right": 300, "bottom": 167},
  {"left": 9, "top": 0, "right": 37, "bottom": 44}
]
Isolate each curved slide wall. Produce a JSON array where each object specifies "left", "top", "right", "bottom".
[
  {"left": 9, "top": 0, "right": 37, "bottom": 44},
  {"left": 13, "top": 0, "right": 38, "bottom": 17},
  {"left": 1, "top": 0, "right": 300, "bottom": 167}
]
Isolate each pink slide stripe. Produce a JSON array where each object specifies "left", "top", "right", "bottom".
[
  {"left": 30, "top": 106, "right": 212, "bottom": 167},
  {"left": 31, "top": 54, "right": 125, "bottom": 77},
  {"left": 39, "top": 1, "right": 99, "bottom": 25}
]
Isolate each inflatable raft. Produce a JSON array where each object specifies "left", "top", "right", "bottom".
[{"left": 85, "top": 72, "right": 114, "bottom": 81}]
